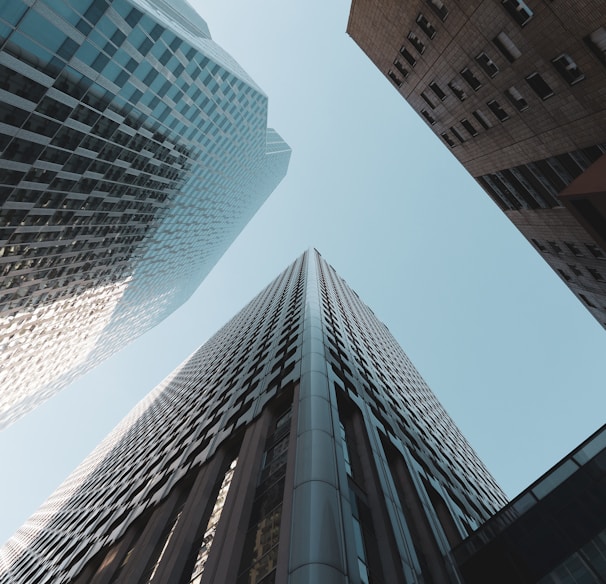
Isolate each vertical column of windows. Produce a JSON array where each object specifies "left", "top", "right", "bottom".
[
  {"left": 338, "top": 419, "right": 385, "bottom": 584},
  {"left": 186, "top": 458, "right": 238, "bottom": 584},
  {"left": 237, "top": 407, "right": 292, "bottom": 584}
]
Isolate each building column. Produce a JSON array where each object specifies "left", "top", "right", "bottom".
[
  {"left": 288, "top": 253, "right": 348, "bottom": 583},
  {"left": 148, "top": 447, "right": 230, "bottom": 583},
  {"left": 200, "top": 407, "right": 274, "bottom": 584}
]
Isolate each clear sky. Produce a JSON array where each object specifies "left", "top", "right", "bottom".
[{"left": 1, "top": 0, "right": 606, "bottom": 545}]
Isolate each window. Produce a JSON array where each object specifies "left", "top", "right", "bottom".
[
  {"left": 493, "top": 32, "right": 522, "bottom": 62},
  {"left": 476, "top": 52, "right": 499, "bottom": 77},
  {"left": 461, "top": 118, "right": 478, "bottom": 137},
  {"left": 588, "top": 268, "right": 605, "bottom": 282},
  {"left": 450, "top": 126, "right": 465, "bottom": 143},
  {"left": 399, "top": 46, "right": 416, "bottom": 67},
  {"left": 586, "top": 244, "right": 605, "bottom": 259},
  {"left": 421, "top": 109, "right": 436, "bottom": 125},
  {"left": 557, "top": 269, "right": 572, "bottom": 282},
  {"left": 408, "top": 32, "right": 425, "bottom": 54},
  {"left": 565, "top": 242, "right": 583, "bottom": 256},
  {"left": 441, "top": 132, "right": 455, "bottom": 147},
  {"left": 426, "top": 0, "right": 448, "bottom": 21},
  {"left": 421, "top": 91, "right": 436, "bottom": 109},
  {"left": 461, "top": 67, "right": 482, "bottom": 90},
  {"left": 429, "top": 81, "right": 446, "bottom": 100},
  {"left": 473, "top": 109, "right": 492, "bottom": 129},
  {"left": 549, "top": 241, "right": 563, "bottom": 254},
  {"left": 388, "top": 70, "right": 402, "bottom": 88},
  {"left": 585, "top": 27, "right": 606, "bottom": 65},
  {"left": 505, "top": 86, "right": 528, "bottom": 111},
  {"left": 416, "top": 13, "right": 437, "bottom": 39},
  {"left": 393, "top": 59, "right": 409, "bottom": 78},
  {"left": 531, "top": 239, "right": 546, "bottom": 252},
  {"left": 526, "top": 72, "right": 554, "bottom": 99},
  {"left": 552, "top": 53, "right": 585, "bottom": 85},
  {"left": 448, "top": 79, "right": 467, "bottom": 101},
  {"left": 487, "top": 100, "right": 510, "bottom": 122},
  {"left": 501, "top": 0, "right": 533, "bottom": 26}
]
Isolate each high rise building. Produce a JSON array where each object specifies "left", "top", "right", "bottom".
[
  {"left": 0, "top": 249, "right": 507, "bottom": 584},
  {"left": 0, "top": 0, "right": 291, "bottom": 428},
  {"left": 347, "top": 0, "right": 606, "bottom": 328},
  {"left": 453, "top": 423, "right": 606, "bottom": 583}
]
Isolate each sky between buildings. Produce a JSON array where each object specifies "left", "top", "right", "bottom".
[{"left": 1, "top": 0, "right": 605, "bottom": 545}]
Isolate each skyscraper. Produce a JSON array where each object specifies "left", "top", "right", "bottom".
[
  {"left": 0, "top": 0, "right": 291, "bottom": 428},
  {"left": 0, "top": 250, "right": 507, "bottom": 584},
  {"left": 347, "top": 0, "right": 606, "bottom": 328}
]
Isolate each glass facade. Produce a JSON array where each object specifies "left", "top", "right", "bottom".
[
  {"left": 454, "top": 425, "right": 606, "bottom": 583},
  {"left": 0, "top": 0, "right": 291, "bottom": 428},
  {"left": 0, "top": 250, "right": 506, "bottom": 584}
]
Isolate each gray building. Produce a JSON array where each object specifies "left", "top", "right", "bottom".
[
  {"left": 347, "top": 0, "right": 606, "bottom": 328},
  {"left": 0, "top": 250, "right": 507, "bottom": 583},
  {"left": 0, "top": 0, "right": 290, "bottom": 428}
]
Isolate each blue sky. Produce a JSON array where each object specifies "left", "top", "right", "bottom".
[{"left": 1, "top": 0, "right": 606, "bottom": 544}]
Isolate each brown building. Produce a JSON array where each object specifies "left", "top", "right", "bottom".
[{"left": 347, "top": 0, "right": 606, "bottom": 328}]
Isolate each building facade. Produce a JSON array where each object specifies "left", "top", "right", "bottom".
[
  {"left": 347, "top": 0, "right": 606, "bottom": 327},
  {"left": 0, "top": 250, "right": 507, "bottom": 583},
  {"left": 454, "top": 423, "right": 606, "bottom": 584},
  {"left": 0, "top": 0, "right": 291, "bottom": 428}
]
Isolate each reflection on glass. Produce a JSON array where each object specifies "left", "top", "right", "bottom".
[{"left": 189, "top": 458, "right": 238, "bottom": 584}]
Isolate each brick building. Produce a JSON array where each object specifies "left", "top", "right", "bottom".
[{"left": 347, "top": 0, "right": 606, "bottom": 327}]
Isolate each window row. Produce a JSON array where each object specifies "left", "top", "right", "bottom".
[
  {"left": 387, "top": 2, "right": 448, "bottom": 87},
  {"left": 478, "top": 145, "right": 606, "bottom": 212}
]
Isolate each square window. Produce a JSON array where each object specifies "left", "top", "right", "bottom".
[
  {"left": 420, "top": 109, "right": 436, "bottom": 125},
  {"left": 448, "top": 79, "right": 467, "bottom": 101},
  {"left": 450, "top": 126, "right": 465, "bottom": 143},
  {"left": 461, "top": 118, "right": 478, "bottom": 137},
  {"left": 476, "top": 52, "right": 499, "bottom": 77},
  {"left": 420, "top": 91, "right": 436, "bottom": 109},
  {"left": 501, "top": 0, "right": 533, "bottom": 26},
  {"left": 387, "top": 70, "right": 402, "bottom": 88},
  {"left": 504, "top": 86, "right": 528, "bottom": 111},
  {"left": 416, "top": 13, "right": 436, "bottom": 39},
  {"left": 525, "top": 72, "right": 554, "bottom": 100},
  {"left": 487, "top": 100, "right": 510, "bottom": 121},
  {"left": 408, "top": 32, "right": 425, "bottom": 54},
  {"left": 586, "top": 244, "right": 605, "bottom": 259},
  {"left": 426, "top": 0, "right": 448, "bottom": 21},
  {"left": 552, "top": 53, "right": 585, "bottom": 85},
  {"left": 429, "top": 81, "right": 446, "bottom": 100},
  {"left": 392, "top": 59, "right": 409, "bottom": 78},
  {"left": 441, "top": 132, "right": 455, "bottom": 147},
  {"left": 399, "top": 46, "right": 416, "bottom": 67},
  {"left": 461, "top": 67, "right": 482, "bottom": 91}
]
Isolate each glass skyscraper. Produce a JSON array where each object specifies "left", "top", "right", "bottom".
[
  {"left": 0, "top": 250, "right": 507, "bottom": 583},
  {"left": 0, "top": 0, "right": 291, "bottom": 428}
]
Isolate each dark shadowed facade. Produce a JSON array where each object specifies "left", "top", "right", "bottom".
[
  {"left": 0, "top": 0, "right": 290, "bottom": 428},
  {"left": 347, "top": 0, "right": 606, "bottom": 328},
  {"left": 0, "top": 250, "right": 508, "bottom": 583},
  {"left": 454, "top": 424, "right": 606, "bottom": 584}
]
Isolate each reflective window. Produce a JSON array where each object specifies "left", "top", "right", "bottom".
[
  {"left": 501, "top": 0, "right": 533, "bottom": 26},
  {"left": 552, "top": 53, "right": 585, "bottom": 85},
  {"left": 526, "top": 72, "right": 554, "bottom": 100}
]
